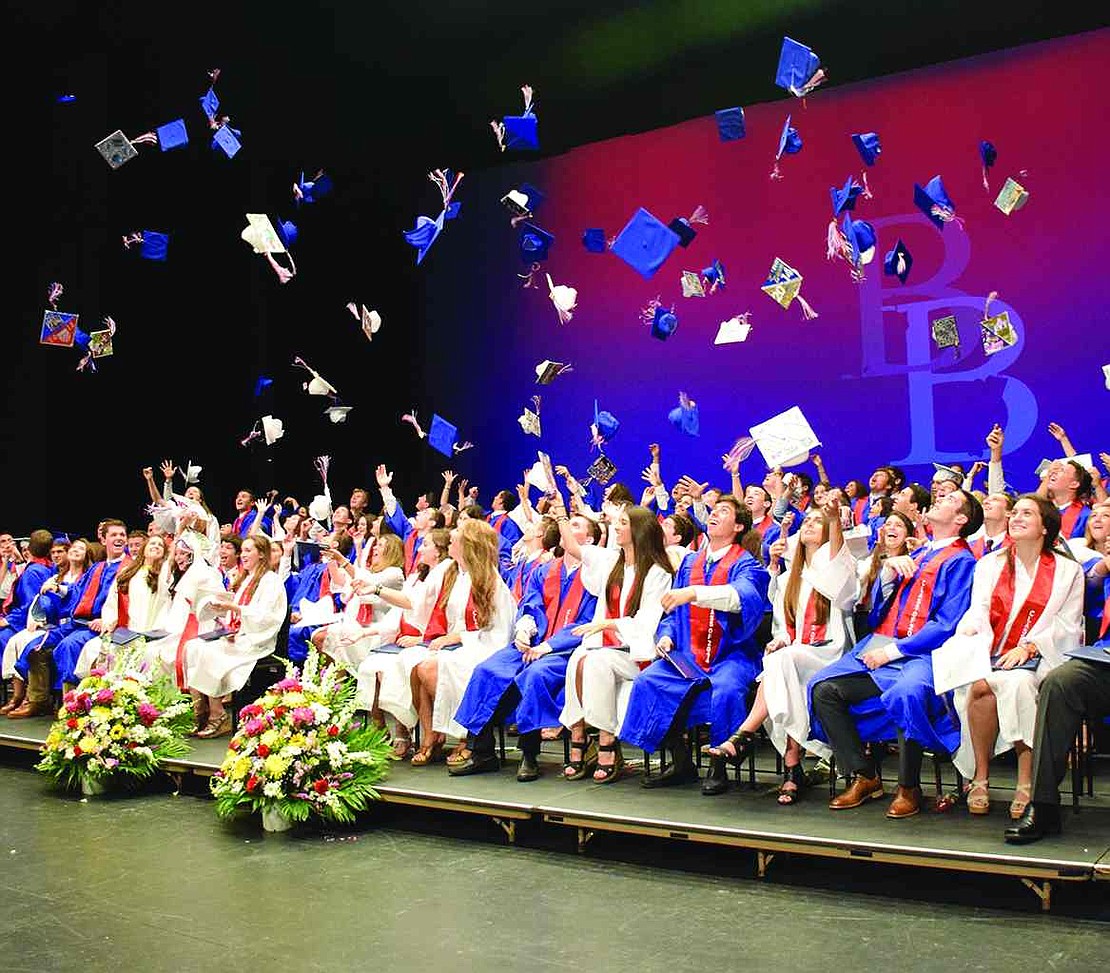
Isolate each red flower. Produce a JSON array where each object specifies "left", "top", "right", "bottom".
[
  {"left": 246, "top": 775, "right": 260, "bottom": 792},
  {"left": 229, "top": 739, "right": 240, "bottom": 751},
  {"left": 257, "top": 744, "right": 270, "bottom": 758},
  {"left": 273, "top": 706, "right": 287, "bottom": 719},
  {"left": 73, "top": 746, "right": 83, "bottom": 757},
  {"left": 327, "top": 725, "right": 339, "bottom": 737},
  {"left": 313, "top": 779, "right": 329, "bottom": 794},
  {"left": 66, "top": 718, "right": 79, "bottom": 730}
]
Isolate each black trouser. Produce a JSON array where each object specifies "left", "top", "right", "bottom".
[
  {"left": 1031, "top": 659, "right": 1110, "bottom": 806},
  {"left": 467, "top": 685, "right": 541, "bottom": 758},
  {"left": 811, "top": 673, "right": 926, "bottom": 789}
]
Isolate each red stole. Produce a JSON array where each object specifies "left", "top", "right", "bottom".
[
  {"left": 403, "top": 532, "right": 419, "bottom": 574},
  {"left": 785, "top": 589, "right": 827, "bottom": 646},
  {"left": 174, "top": 608, "right": 200, "bottom": 690},
  {"left": 491, "top": 513, "right": 508, "bottom": 535},
  {"left": 1059, "top": 501, "right": 1084, "bottom": 539},
  {"left": 355, "top": 582, "right": 377, "bottom": 625},
  {"left": 421, "top": 579, "right": 451, "bottom": 640},
  {"left": 2, "top": 557, "right": 50, "bottom": 612},
  {"left": 227, "top": 572, "right": 262, "bottom": 635},
  {"left": 514, "top": 556, "right": 540, "bottom": 600},
  {"left": 873, "top": 540, "right": 970, "bottom": 639},
  {"left": 232, "top": 510, "right": 248, "bottom": 536},
  {"left": 602, "top": 580, "right": 634, "bottom": 648},
  {"left": 463, "top": 589, "right": 480, "bottom": 632},
  {"left": 542, "top": 559, "right": 586, "bottom": 639},
  {"left": 117, "top": 589, "right": 131, "bottom": 629},
  {"left": 74, "top": 561, "right": 110, "bottom": 619},
  {"left": 752, "top": 514, "right": 774, "bottom": 538},
  {"left": 1100, "top": 583, "right": 1110, "bottom": 640},
  {"left": 853, "top": 497, "right": 868, "bottom": 526},
  {"left": 687, "top": 544, "right": 744, "bottom": 670},
  {"left": 971, "top": 533, "right": 1012, "bottom": 558},
  {"left": 988, "top": 552, "right": 1056, "bottom": 655},
  {"left": 797, "top": 496, "right": 811, "bottom": 512}
]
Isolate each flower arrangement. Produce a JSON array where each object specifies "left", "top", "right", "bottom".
[
  {"left": 210, "top": 649, "right": 392, "bottom": 824},
  {"left": 36, "top": 645, "right": 194, "bottom": 792}
]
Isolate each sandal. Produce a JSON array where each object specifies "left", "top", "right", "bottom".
[
  {"left": 446, "top": 747, "right": 473, "bottom": 768},
  {"left": 777, "top": 764, "right": 806, "bottom": 806},
  {"left": 410, "top": 742, "right": 444, "bottom": 767},
  {"left": 541, "top": 726, "right": 566, "bottom": 741},
  {"left": 702, "top": 729, "right": 756, "bottom": 767},
  {"left": 592, "top": 743, "right": 624, "bottom": 784},
  {"left": 966, "top": 778, "right": 991, "bottom": 815},
  {"left": 563, "top": 737, "right": 597, "bottom": 781},
  {"left": 196, "top": 712, "right": 232, "bottom": 739},
  {"left": 1009, "top": 783, "right": 1032, "bottom": 821},
  {"left": 391, "top": 736, "right": 414, "bottom": 760}
]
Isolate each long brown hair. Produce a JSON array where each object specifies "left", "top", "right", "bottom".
[
  {"left": 859, "top": 511, "right": 915, "bottom": 603},
  {"left": 417, "top": 528, "right": 452, "bottom": 582},
  {"left": 117, "top": 535, "right": 167, "bottom": 595},
  {"left": 783, "top": 511, "right": 831, "bottom": 631},
  {"left": 457, "top": 519, "right": 500, "bottom": 629},
  {"left": 58, "top": 538, "right": 93, "bottom": 580},
  {"left": 606, "top": 505, "right": 674, "bottom": 616},
  {"left": 1007, "top": 494, "right": 1063, "bottom": 559},
  {"left": 233, "top": 535, "right": 273, "bottom": 598}
]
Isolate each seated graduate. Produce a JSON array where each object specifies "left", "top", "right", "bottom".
[
  {"left": 449, "top": 515, "right": 599, "bottom": 780},
  {"left": 620, "top": 493, "right": 769, "bottom": 788},
  {"left": 948, "top": 496, "right": 1084, "bottom": 818},
  {"left": 284, "top": 531, "right": 354, "bottom": 663},
  {"left": 1038, "top": 456, "right": 1093, "bottom": 540},
  {"left": 314, "top": 533, "right": 405, "bottom": 671},
  {"left": 353, "top": 528, "right": 455, "bottom": 758},
  {"left": 809, "top": 489, "right": 982, "bottom": 819},
  {"left": 503, "top": 517, "right": 554, "bottom": 598},
  {"left": 217, "top": 535, "right": 243, "bottom": 590},
  {"left": 854, "top": 512, "right": 915, "bottom": 640},
  {"left": 1068, "top": 500, "right": 1109, "bottom": 645},
  {"left": 376, "top": 463, "right": 447, "bottom": 575},
  {"left": 182, "top": 535, "right": 287, "bottom": 738},
  {"left": 554, "top": 496, "right": 674, "bottom": 783},
  {"left": 969, "top": 492, "right": 1015, "bottom": 558},
  {"left": 701, "top": 496, "right": 857, "bottom": 803},
  {"left": 0, "top": 529, "right": 55, "bottom": 661},
  {"left": 1005, "top": 571, "right": 1110, "bottom": 844},
  {"left": 223, "top": 488, "right": 274, "bottom": 539},
  {"left": 661, "top": 511, "right": 698, "bottom": 571},
  {"left": 488, "top": 488, "right": 526, "bottom": 550}
]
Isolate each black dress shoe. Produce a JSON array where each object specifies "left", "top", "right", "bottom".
[
  {"left": 642, "top": 756, "right": 698, "bottom": 789},
  {"left": 516, "top": 754, "right": 541, "bottom": 782},
  {"left": 701, "top": 760, "right": 731, "bottom": 796},
  {"left": 1004, "top": 802, "right": 1062, "bottom": 845},
  {"left": 447, "top": 753, "right": 500, "bottom": 777}
]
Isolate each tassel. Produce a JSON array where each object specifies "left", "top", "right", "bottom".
[
  {"left": 314, "top": 455, "right": 331, "bottom": 488},
  {"left": 930, "top": 204, "right": 966, "bottom": 230},
  {"left": 131, "top": 131, "right": 158, "bottom": 147},
  {"left": 770, "top": 162, "right": 783, "bottom": 181},
  {"left": 122, "top": 232, "right": 143, "bottom": 250},
  {"left": 796, "top": 294, "right": 819, "bottom": 320},
  {"left": 521, "top": 84, "right": 534, "bottom": 114},
  {"left": 687, "top": 205, "right": 709, "bottom": 225},
  {"left": 490, "top": 120, "right": 506, "bottom": 152},
  {"left": 982, "top": 166, "right": 990, "bottom": 192},
  {"left": 983, "top": 290, "right": 999, "bottom": 320},
  {"left": 401, "top": 411, "right": 426, "bottom": 439},
  {"left": 47, "top": 282, "right": 64, "bottom": 308},
  {"left": 826, "top": 220, "right": 843, "bottom": 261},
  {"left": 897, "top": 253, "right": 907, "bottom": 278},
  {"left": 517, "top": 262, "right": 541, "bottom": 288},
  {"left": 453, "top": 441, "right": 474, "bottom": 454},
  {"left": 860, "top": 171, "right": 873, "bottom": 200}
]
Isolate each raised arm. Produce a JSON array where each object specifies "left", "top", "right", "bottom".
[
  {"left": 1047, "top": 422, "right": 1077, "bottom": 458},
  {"left": 812, "top": 452, "right": 831, "bottom": 488},
  {"left": 440, "top": 470, "right": 456, "bottom": 511},
  {"left": 142, "top": 467, "right": 163, "bottom": 507},
  {"left": 985, "top": 424, "right": 1006, "bottom": 496}
]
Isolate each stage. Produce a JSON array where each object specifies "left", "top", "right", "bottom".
[{"left": 2, "top": 718, "right": 1108, "bottom": 912}]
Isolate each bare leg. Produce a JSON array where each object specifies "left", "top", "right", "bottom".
[
  {"left": 966, "top": 679, "right": 999, "bottom": 782},
  {"left": 737, "top": 682, "right": 769, "bottom": 735},
  {"left": 1012, "top": 741, "right": 1033, "bottom": 817}
]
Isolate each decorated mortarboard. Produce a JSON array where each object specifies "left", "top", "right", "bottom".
[
  {"left": 994, "top": 177, "right": 1029, "bottom": 216},
  {"left": 182, "top": 461, "right": 203, "bottom": 484},
  {"left": 546, "top": 273, "right": 578, "bottom": 324},
  {"left": 667, "top": 205, "right": 708, "bottom": 248},
  {"left": 40, "top": 310, "right": 79, "bottom": 348},
  {"left": 680, "top": 270, "right": 706, "bottom": 298},
  {"left": 535, "top": 359, "right": 572, "bottom": 384},
  {"left": 292, "top": 357, "right": 337, "bottom": 397},
  {"left": 979, "top": 140, "right": 997, "bottom": 191},
  {"left": 771, "top": 115, "right": 802, "bottom": 179},
  {"left": 750, "top": 405, "right": 821, "bottom": 469},
  {"left": 428, "top": 414, "right": 460, "bottom": 457},
  {"left": 241, "top": 214, "right": 297, "bottom": 283},
  {"left": 519, "top": 223, "right": 554, "bottom": 263},
  {"left": 211, "top": 122, "right": 242, "bottom": 159},
  {"left": 492, "top": 85, "right": 538, "bottom": 151},
  {"left": 582, "top": 228, "right": 608, "bottom": 253},
  {"left": 715, "top": 106, "right": 745, "bottom": 141},
  {"left": 501, "top": 183, "right": 545, "bottom": 222},
  {"left": 761, "top": 257, "right": 818, "bottom": 319},
  {"left": 851, "top": 132, "right": 881, "bottom": 167},
  {"left": 932, "top": 463, "right": 963, "bottom": 485},
  {"left": 980, "top": 290, "right": 1018, "bottom": 356},
  {"left": 914, "top": 175, "right": 960, "bottom": 230},
  {"left": 641, "top": 297, "right": 678, "bottom": 341},
  {"left": 346, "top": 303, "right": 382, "bottom": 341},
  {"left": 88, "top": 327, "right": 114, "bottom": 358},
  {"left": 324, "top": 404, "right": 353, "bottom": 424},
  {"left": 123, "top": 231, "right": 170, "bottom": 261},
  {"left": 518, "top": 395, "right": 542, "bottom": 437},
  {"left": 701, "top": 258, "right": 726, "bottom": 293},
  {"left": 610, "top": 207, "right": 680, "bottom": 279},
  {"left": 590, "top": 400, "right": 620, "bottom": 446},
  {"left": 775, "top": 37, "right": 825, "bottom": 97},
  {"left": 930, "top": 314, "right": 960, "bottom": 351},
  {"left": 714, "top": 312, "right": 752, "bottom": 345},
  {"left": 586, "top": 454, "right": 618, "bottom": 485},
  {"left": 293, "top": 170, "right": 333, "bottom": 206},
  {"left": 667, "top": 391, "right": 699, "bottom": 437},
  {"left": 883, "top": 239, "right": 913, "bottom": 284},
  {"left": 403, "top": 168, "right": 464, "bottom": 265},
  {"left": 95, "top": 130, "right": 138, "bottom": 169},
  {"left": 76, "top": 317, "right": 116, "bottom": 373},
  {"left": 830, "top": 176, "right": 865, "bottom": 216}
]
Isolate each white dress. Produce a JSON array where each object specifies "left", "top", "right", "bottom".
[
  {"left": 559, "top": 546, "right": 672, "bottom": 735},
  {"left": 431, "top": 570, "right": 517, "bottom": 737},
  {"left": 762, "top": 542, "right": 859, "bottom": 758},
  {"left": 949, "top": 550, "right": 1085, "bottom": 777},
  {"left": 146, "top": 560, "right": 225, "bottom": 682},
  {"left": 183, "top": 571, "right": 288, "bottom": 697},
  {"left": 74, "top": 565, "right": 172, "bottom": 680},
  {"left": 355, "top": 558, "right": 455, "bottom": 728},
  {"left": 322, "top": 566, "right": 405, "bottom": 670}
]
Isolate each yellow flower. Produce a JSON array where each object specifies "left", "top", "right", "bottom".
[
  {"left": 263, "top": 754, "right": 288, "bottom": 778},
  {"left": 110, "top": 724, "right": 126, "bottom": 740},
  {"left": 260, "top": 729, "right": 279, "bottom": 748},
  {"left": 282, "top": 692, "right": 305, "bottom": 706},
  {"left": 288, "top": 733, "right": 306, "bottom": 749},
  {"left": 230, "top": 756, "right": 252, "bottom": 781},
  {"left": 90, "top": 706, "right": 112, "bottom": 722},
  {"left": 77, "top": 735, "right": 99, "bottom": 753}
]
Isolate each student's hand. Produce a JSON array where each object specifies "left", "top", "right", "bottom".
[
  {"left": 675, "top": 475, "right": 707, "bottom": 500},
  {"left": 884, "top": 555, "right": 918, "bottom": 579},
  {"left": 985, "top": 424, "right": 1004, "bottom": 453},
  {"left": 654, "top": 636, "right": 674, "bottom": 658},
  {"left": 661, "top": 588, "right": 696, "bottom": 612},
  {"left": 1047, "top": 422, "right": 1068, "bottom": 443},
  {"left": 572, "top": 620, "right": 610, "bottom": 638},
  {"left": 860, "top": 648, "right": 890, "bottom": 670},
  {"left": 142, "top": 466, "right": 154, "bottom": 481},
  {"left": 768, "top": 536, "right": 788, "bottom": 564},
  {"left": 765, "top": 638, "right": 788, "bottom": 654},
  {"left": 290, "top": 612, "right": 302, "bottom": 624},
  {"left": 522, "top": 643, "right": 552, "bottom": 663},
  {"left": 88, "top": 620, "right": 103, "bottom": 634},
  {"left": 160, "top": 460, "right": 176, "bottom": 479},
  {"left": 375, "top": 464, "right": 393, "bottom": 489},
  {"left": 442, "top": 470, "right": 457, "bottom": 485},
  {"left": 396, "top": 635, "right": 421, "bottom": 648}
]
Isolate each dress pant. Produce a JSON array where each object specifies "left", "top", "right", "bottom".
[{"left": 1031, "top": 659, "right": 1110, "bottom": 806}]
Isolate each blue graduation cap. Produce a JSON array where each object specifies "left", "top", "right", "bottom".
[
  {"left": 427, "top": 414, "right": 458, "bottom": 457},
  {"left": 140, "top": 231, "right": 170, "bottom": 261},
  {"left": 979, "top": 140, "right": 997, "bottom": 170},
  {"left": 275, "top": 218, "right": 298, "bottom": 249},
  {"left": 776, "top": 115, "right": 803, "bottom": 160},
  {"left": 701, "top": 258, "right": 726, "bottom": 291},
  {"left": 56, "top": 94, "right": 77, "bottom": 104},
  {"left": 253, "top": 375, "right": 273, "bottom": 397},
  {"left": 503, "top": 114, "right": 538, "bottom": 151},
  {"left": 715, "top": 107, "right": 745, "bottom": 142},
  {"left": 883, "top": 239, "right": 913, "bottom": 284},
  {"left": 610, "top": 207, "right": 680, "bottom": 279},
  {"left": 295, "top": 170, "right": 333, "bottom": 205},
  {"left": 650, "top": 305, "right": 679, "bottom": 341},
  {"left": 519, "top": 223, "right": 554, "bottom": 263},
  {"left": 914, "top": 175, "right": 957, "bottom": 229},
  {"left": 212, "top": 124, "right": 241, "bottom": 159},
  {"left": 156, "top": 119, "right": 188, "bottom": 151},
  {"left": 199, "top": 87, "right": 219, "bottom": 121},
  {"left": 592, "top": 400, "right": 619, "bottom": 444},
  {"left": 775, "top": 37, "right": 822, "bottom": 96},
  {"left": 403, "top": 201, "right": 461, "bottom": 265},
  {"left": 668, "top": 394, "right": 700, "bottom": 437},
  {"left": 851, "top": 132, "right": 881, "bottom": 167},
  {"left": 582, "top": 228, "right": 607, "bottom": 253},
  {"left": 841, "top": 214, "right": 876, "bottom": 268},
  {"left": 830, "top": 176, "right": 863, "bottom": 216}
]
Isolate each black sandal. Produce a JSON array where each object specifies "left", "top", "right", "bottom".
[
  {"left": 777, "top": 764, "right": 805, "bottom": 806},
  {"left": 702, "top": 730, "right": 756, "bottom": 781},
  {"left": 563, "top": 737, "right": 597, "bottom": 781},
  {"left": 593, "top": 743, "right": 624, "bottom": 784}
]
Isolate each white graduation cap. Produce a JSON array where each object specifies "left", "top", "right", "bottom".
[
  {"left": 308, "top": 494, "right": 332, "bottom": 523},
  {"left": 517, "top": 395, "right": 541, "bottom": 437},
  {"left": 262, "top": 415, "right": 284, "bottom": 445},
  {"left": 293, "top": 356, "right": 337, "bottom": 397},
  {"left": 1103, "top": 363, "right": 1110, "bottom": 390},
  {"left": 546, "top": 273, "right": 578, "bottom": 324},
  {"left": 714, "top": 313, "right": 752, "bottom": 345},
  {"left": 749, "top": 406, "right": 821, "bottom": 469},
  {"left": 535, "top": 359, "right": 572, "bottom": 384},
  {"left": 324, "top": 405, "right": 353, "bottom": 423},
  {"left": 1036, "top": 453, "right": 1095, "bottom": 477},
  {"left": 347, "top": 303, "right": 382, "bottom": 341},
  {"left": 241, "top": 214, "right": 287, "bottom": 255},
  {"left": 183, "top": 460, "right": 202, "bottom": 484},
  {"left": 931, "top": 462, "right": 963, "bottom": 485},
  {"left": 525, "top": 460, "right": 554, "bottom": 494}
]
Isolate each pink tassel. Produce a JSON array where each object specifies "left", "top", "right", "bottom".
[
  {"left": 826, "top": 220, "right": 842, "bottom": 261},
  {"left": 796, "top": 295, "right": 819, "bottom": 320},
  {"left": 860, "top": 171, "right": 873, "bottom": 200},
  {"left": 770, "top": 162, "right": 783, "bottom": 181},
  {"left": 122, "top": 232, "right": 143, "bottom": 250},
  {"left": 47, "top": 282, "right": 63, "bottom": 308},
  {"left": 453, "top": 441, "right": 475, "bottom": 454},
  {"left": 401, "top": 411, "right": 426, "bottom": 439},
  {"left": 490, "top": 120, "right": 506, "bottom": 152},
  {"left": 688, "top": 205, "right": 709, "bottom": 225},
  {"left": 983, "top": 290, "right": 999, "bottom": 319},
  {"left": 982, "top": 166, "right": 990, "bottom": 192}
]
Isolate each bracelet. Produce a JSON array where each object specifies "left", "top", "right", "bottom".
[{"left": 373, "top": 584, "right": 383, "bottom": 596}]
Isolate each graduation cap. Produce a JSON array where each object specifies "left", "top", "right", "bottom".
[
  {"left": 308, "top": 494, "right": 333, "bottom": 523},
  {"left": 254, "top": 375, "right": 273, "bottom": 397},
  {"left": 40, "top": 311, "right": 78, "bottom": 348},
  {"left": 715, "top": 106, "right": 745, "bottom": 141},
  {"left": 930, "top": 314, "right": 960, "bottom": 351},
  {"left": 830, "top": 176, "right": 864, "bottom": 216},
  {"left": 427, "top": 414, "right": 459, "bottom": 457},
  {"left": 501, "top": 183, "right": 545, "bottom": 221},
  {"left": 914, "top": 175, "right": 959, "bottom": 229},
  {"left": 668, "top": 392, "right": 699, "bottom": 437},
  {"left": 590, "top": 400, "right": 620, "bottom": 446},
  {"left": 346, "top": 303, "right": 382, "bottom": 341},
  {"left": 852, "top": 132, "right": 881, "bottom": 167},
  {"left": 404, "top": 169, "right": 464, "bottom": 265},
  {"left": 492, "top": 85, "right": 538, "bottom": 151},
  {"left": 979, "top": 140, "right": 997, "bottom": 190},
  {"left": 88, "top": 327, "right": 114, "bottom": 359},
  {"left": 519, "top": 223, "right": 554, "bottom": 263},
  {"left": 199, "top": 87, "right": 220, "bottom": 121},
  {"left": 932, "top": 463, "right": 963, "bottom": 485},
  {"left": 582, "top": 228, "right": 608, "bottom": 253},
  {"left": 884, "top": 239, "right": 913, "bottom": 283},
  {"left": 981, "top": 311, "right": 1017, "bottom": 356},
  {"left": 667, "top": 205, "right": 708, "bottom": 248},
  {"left": 994, "top": 177, "right": 1029, "bottom": 215},
  {"left": 181, "top": 461, "right": 202, "bottom": 484},
  {"left": 841, "top": 214, "right": 876, "bottom": 272},
  {"left": 518, "top": 396, "right": 542, "bottom": 437},
  {"left": 95, "top": 130, "right": 138, "bottom": 169},
  {"left": 535, "top": 359, "right": 572, "bottom": 384},
  {"left": 123, "top": 231, "right": 170, "bottom": 261},
  {"left": 761, "top": 258, "right": 817, "bottom": 319},
  {"left": 292, "top": 357, "right": 337, "bottom": 397},
  {"left": 546, "top": 273, "right": 578, "bottom": 324},
  {"left": 586, "top": 454, "right": 618, "bottom": 485},
  {"left": 641, "top": 299, "right": 678, "bottom": 341},
  {"left": 714, "top": 313, "right": 752, "bottom": 345},
  {"left": 241, "top": 214, "right": 297, "bottom": 283},
  {"left": 294, "top": 170, "right": 333, "bottom": 205},
  {"left": 262, "top": 415, "right": 284, "bottom": 445},
  {"left": 1102, "top": 363, "right": 1110, "bottom": 391},
  {"left": 750, "top": 405, "right": 821, "bottom": 469},
  {"left": 771, "top": 116, "right": 802, "bottom": 179},
  {"left": 610, "top": 207, "right": 680, "bottom": 279},
  {"left": 325, "top": 405, "right": 353, "bottom": 424},
  {"left": 211, "top": 123, "right": 242, "bottom": 159},
  {"left": 680, "top": 271, "right": 706, "bottom": 298},
  {"left": 701, "top": 258, "right": 726, "bottom": 293},
  {"left": 775, "top": 37, "right": 825, "bottom": 97}
]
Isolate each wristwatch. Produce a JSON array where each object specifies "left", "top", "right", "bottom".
[{"left": 373, "top": 583, "right": 383, "bottom": 596}]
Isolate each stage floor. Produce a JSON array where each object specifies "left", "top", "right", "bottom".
[{"left": 2, "top": 718, "right": 1108, "bottom": 912}]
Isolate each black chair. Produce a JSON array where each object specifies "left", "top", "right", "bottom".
[{"left": 230, "top": 653, "right": 289, "bottom": 731}]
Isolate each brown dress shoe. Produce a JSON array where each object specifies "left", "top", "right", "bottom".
[
  {"left": 886, "top": 785, "right": 922, "bottom": 819},
  {"left": 7, "top": 701, "right": 51, "bottom": 720},
  {"left": 829, "top": 774, "right": 884, "bottom": 809}
]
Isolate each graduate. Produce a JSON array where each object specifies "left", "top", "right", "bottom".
[
  {"left": 226, "top": 489, "right": 274, "bottom": 538},
  {"left": 488, "top": 489, "right": 526, "bottom": 549},
  {"left": 948, "top": 496, "right": 1084, "bottom": 817},
  {"left": 701, "top": 498, "right": 857, "bottom": 803},
  {"left": 809, "top": 489, "right": 982, "bottom": 819},
  {"left": 970, "top": 492, "right": 1015, "bottom": 558},
  {"left": 284, "top": 533, "right": 352, "bottom": 662},
  {"left": 503, "top": 518, "right": 554, "bottom": 597},
  {"left": 450, "top": 515, "right": 600, "bottom": 781},
  {"left": 1070, "top": 501, "right": 1110, "bottom": 644},
  {"left": 620, "top": 494, "right": 769, "bottom": 788},
  {"left": 0, "top": 530, "right": 55, "bottom": 658},
  {"left": 1041, "top": 459, "right": 1093, "bottom": 540},
  {"left": 376, "top": 464, "right": 446, "bottom": 574}
]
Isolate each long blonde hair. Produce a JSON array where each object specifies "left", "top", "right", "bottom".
[
  {"left": 457, "top": 519, "right": 500, "bottom": 629},
  {"left": 782, "top": 511, "right": 831, "bottom": 631}
]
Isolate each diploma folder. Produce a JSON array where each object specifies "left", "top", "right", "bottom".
[
  {"left": 110, "top": 627, "right": 171, "bottom": 645},
  {"left": 1063, "top": 645, "right": 1110, "bottom": 666}
]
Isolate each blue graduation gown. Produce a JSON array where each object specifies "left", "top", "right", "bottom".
[
  {"left": 285, "top": 562, "right": 340, "bottom": 662},
  {"left": 230, "top": 507, "right": 274, "bottom": 538},
  {"left": 453, "top": 559, "right": 597, "bottom": 736},
  {"left": 620, "top": 549, "right": 770, "bottom": 752},
  {"left": 44, "top": 559, "right": 129, "bottom": 687},
  {"left": 0, "top": 561, "right": 54, "bottom": 654},
  {"left": 808, "top": 542, "right": 976, "bottom": 754}
]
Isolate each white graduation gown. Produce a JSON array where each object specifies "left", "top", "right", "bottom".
[
  {"left": 322, "top": 566, "right": 405, "bottom": 670},
  {"left": 146, "top": 560, "right": 225, "bottom": 681},
  {"left": 75, "top": 565, "right": 172, "bottom": 680}
]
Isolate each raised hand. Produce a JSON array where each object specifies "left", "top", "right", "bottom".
[
  {"left": 142, "top": 466, "right": 154, "bottom": 480},
  {"left": 160, "top": 460, "right": 176, "bottom": 479},
  {"left": 675, "top": 475, "right": 707, "bottom": 500},
  {"left": 375, "top": 464, "right": 393, "bottom": 489},
  {"left": 1047, "top": 422, "right": 1068, "bottom": 442},
  {"left": 442, "top": 470, "right": 457, "bottom": 485}
]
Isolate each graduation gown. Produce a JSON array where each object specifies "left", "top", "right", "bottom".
[
  {"left": 321, "top": 566, "right": 405, "bottom": 670},
  {"left": 147, "top": 559, "right": 224, "bottom": 684},
  {"left": 47, "top": 557, "right": 129, "bottom": 687}
]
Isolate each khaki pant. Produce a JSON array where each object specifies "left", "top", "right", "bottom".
[{"left": 26, "top": 645, "right": 53, "bottom": 707}]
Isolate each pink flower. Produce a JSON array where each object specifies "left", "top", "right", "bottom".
[
  {"left": 243, "top": 718, "right": 266, "bottom": 737},
  {"left": 239, "top": 703, "right": 264, "bottom": 720},
  {"left": 275, "top": 678, "right": 302, "bottom": 692},
  {"left": 137, "top": 703, "right": 160, "bottom": 726},
  {"left": 94, "top": 688, "right": 115, "bottom": 704},
  {"left": 89, "top": 667, "right": 107, "bottom": 677},
  {"left": 291, "top": 707, "right": 315, "bottom": 726}
]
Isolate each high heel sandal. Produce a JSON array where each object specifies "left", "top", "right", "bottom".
[
  {"left": 196, "top": 712, "right": 231, "bottom": 739},
  {"left": 563, "top": 737, "right": 597, "bottom": 781},
  {"left": 702, "top": 730, "right": 756, "bottom": 772},
  {"left": 592, "top": 743, "right": 624, "bottom": 784},
  {"left": 411, "top": 740, "right": 444, "bottom": 766},
  {"left": 966, "top": 778, "right": 991, "bottom": 815},
  {"left": 1009, "top": 783, "right": 1032, "bottom": 820},
  {"left": 777, "top": 764, "right": 806, "bottom": 806}
]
